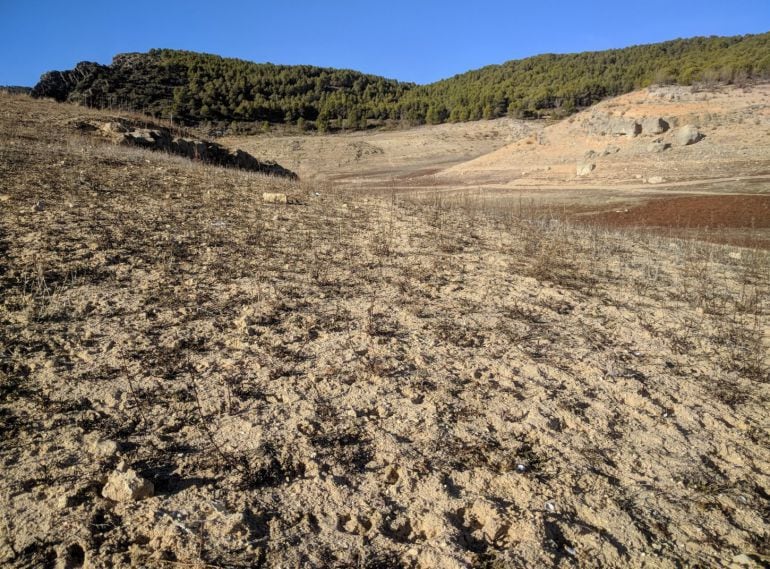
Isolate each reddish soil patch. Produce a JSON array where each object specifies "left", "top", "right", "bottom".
[{"left": 581, "top": 194, "right": 770, "bottom": 248}]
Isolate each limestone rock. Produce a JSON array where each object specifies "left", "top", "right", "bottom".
[
  {"left": 647, "top": 141, "right": 671, "bottom": 153},
  {"left": 576, "top": 161, "right": 595, "bottom": 177},
  {"left": 674, "top": 125, "right": 703, "bottom": 146},
  {"left": 102, "top": 468, "right": 154, "bottom": 502},
  {"left": 587, "top": 115, "right": 640, "bottom": 137},
  {"left": 642, "top": 117, "right": 670, "bottom": 135}
]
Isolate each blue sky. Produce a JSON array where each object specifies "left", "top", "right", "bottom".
[{"left": 1, "top": 1, "right": 768, "bottom": 86}]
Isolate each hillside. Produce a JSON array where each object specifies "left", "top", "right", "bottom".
[
  {"left": 31, "top": 49, "right": 413, "bottom": 129},
  {"left": 2, "top": 92, "right": 770, "bottom": 568},
  {"left": 31, "top": 33, "right": 770, "bottom": 129},
  {"left": 440, "top": 83, "right": 770, "bottom": 185}
]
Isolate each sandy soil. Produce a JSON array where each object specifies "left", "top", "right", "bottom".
[
  {"left": 1, "top": 94, "right": 770, "bottom": 569},
  {"left": 223, "top": 118, "right": 540, "bottom": 184}
]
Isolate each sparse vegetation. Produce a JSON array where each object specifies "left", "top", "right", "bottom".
[{"left": 1, "top": 93, "right": 768, "bottom": 567}]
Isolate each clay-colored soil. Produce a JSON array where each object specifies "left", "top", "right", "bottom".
[
  {"left": 223, "top": 118, "right": 540, "bottom": 184},
  {"left": 1, "top": 93, "right": 769, "bottom": 569}
]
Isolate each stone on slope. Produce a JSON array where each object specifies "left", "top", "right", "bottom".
[
  {"left": 642, "top": 117, "right": 670, "bottom": 135},
  {"left": 674, "top": 125, "right": 703, "bottom": 146},
  {"left": 576, "top": 161, "right": 595, "bottom": 176}
]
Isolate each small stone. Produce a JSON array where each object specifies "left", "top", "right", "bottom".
[
  {"left": 102, "top": 468, "right": 154, "bottom": 502},
  {"left": 262, "top": 192, "right": 288, "bottom": 204},
  {"left": 32, "top": 200, "right": 45, "bottom": 212}
]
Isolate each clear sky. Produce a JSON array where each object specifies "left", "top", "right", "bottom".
[{"left": 1, "top": 1, "right": 768, "bottom": 86}]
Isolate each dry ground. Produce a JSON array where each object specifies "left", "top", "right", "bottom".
[
  {"left": 228, "top": 83, "right": 770, "bottom": 248},
  {"left": 223, "top": 118, "right": 539, "bottom": 184},
  {"left": 1, "top": 94, "right": 770, "bottom": 568}
]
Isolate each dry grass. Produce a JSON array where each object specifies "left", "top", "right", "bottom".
[{"left": 1, "top": 94, "right": 769, "bottom": 568}]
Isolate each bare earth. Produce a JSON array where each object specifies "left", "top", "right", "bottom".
[{"left": 1, "top": 90, "right": 769, "bottom": 568}]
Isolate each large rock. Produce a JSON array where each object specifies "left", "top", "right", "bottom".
[
  {"left": 674, "top": 125, "right": 703, "bottom": 146},
  {"left": 641, "top": 117, "right": 670, "bottom": 135},
  {"left": 588, "top": 114, "right": 640, "bottom": 137}
]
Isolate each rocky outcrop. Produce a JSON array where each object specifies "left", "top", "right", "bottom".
[
  {"left": 674, "top": 125, "right": 704, "bottom": 146},
  {"left": 31, "top": 62, "right": 105, "bottom": 102},
  {"left": 75, "top": 119, "right": 297, "bottom": 178}
]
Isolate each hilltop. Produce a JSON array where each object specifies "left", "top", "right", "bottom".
[{"left": 31, "top": 33, "right": 770, "bottom": 130}]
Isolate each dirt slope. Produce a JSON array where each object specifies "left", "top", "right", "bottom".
[
  {"left": 1, "top": 94, "right": 769, "bottom": 569},
  {"left": 440, "top": 84, "right": 770, "bottom": 187},
  {"left": 223, "top": 118, "right": 539, "bottom": 184}
]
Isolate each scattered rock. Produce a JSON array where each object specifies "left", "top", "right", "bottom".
[
  {"left": 674, "top": 124, "right": 704, "bottom": 146},
  {"left": 583, "top": 150, "right": 598, "bottom": 159},
  {"left": 576, "top": 161, "right": 595, "bottom": 177},
  {"left": 602, "top": 144, "right": 621, "bottom": 156},
  {"left": 32, "top": 200, "right": 45, "bottom": 212},
  {"left": 262, "top": 192, "right": 288, "bottom": 204},
  {"left": 642, "top": 117, "right": 670, "bottom": 135},
  {"left": 87, "top": 436, "right": 119, "bottom": 457},
  {"left": 730, "top": 553, "right": 768, "bottom": 568},
  {"left": 102, "top": 467, "right": 154, "bottom": 502},
  {"left": 647, "top": 141, "right": 671, "bottom": 153},
  {"left": 646, "top": 176, "right": 666, "bottom": 184}
]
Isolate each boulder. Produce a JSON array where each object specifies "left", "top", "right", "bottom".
[
  {"left": 608, "top": 117, "right": 641, "bottom": 137},
  {"left": 576, "top": 161, "right": 595, "bottom": 177},
  {"left": 642, "top": 117, "right": 670, "bottom": 135},
  {"left": 674, "top": 125, "right": 703, "bottom": 146},
  {"left": 586, "top": 114, "right": 640, "bottom": 136}
]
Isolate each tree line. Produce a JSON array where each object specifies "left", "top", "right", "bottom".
[{"left": 31, "top": 33, "right": 770, "bottom": 131}]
